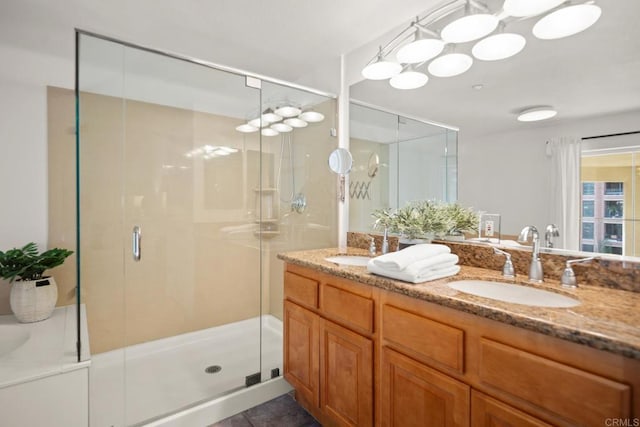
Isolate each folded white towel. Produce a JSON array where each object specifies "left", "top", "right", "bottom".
[
  {"left": 404, "top": 253, "right": 459, "bottom": 276},
  {"left": 367, "top": 261, "right": 460, "bottom": 284},
  {"left": 372, "top": 244, "right": 451, "bottom": 271}
]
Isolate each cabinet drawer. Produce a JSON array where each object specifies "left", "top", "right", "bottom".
[
  {"left": 321, "top": 284, "right": 374, "bottom": 334},
  {"left": 284, "top": 271, "right": 319, "bottom": 309},
  {"left": 479, "top": 338, "right": 631, "bottom": 426},
  {"left": 382, "top": 304, "right": 464, "bottom": 374},
  {"left": 471, "top": 390, "right": 552, "bottom": 427}
]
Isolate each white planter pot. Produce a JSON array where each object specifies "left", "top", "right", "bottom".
[{"left": 9, "top": 277, "right": 58, "bottom": 323}]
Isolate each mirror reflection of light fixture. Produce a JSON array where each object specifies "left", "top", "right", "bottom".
[
  {"left": 284, "top": 117, "right": 308, "bottom": 128},
  {"left": 389, "top": 65, "right": 429, "bottom": 89},
  {"left": 533, "top": 4, "right": 602, "bottom": 40},
  {"left": 235, "top": 124, "right": 259, "bottom": 133},
  {"left": 517, "top": 106, "right": 558, "bottom": 122},
  {"left": 248, "top": 118, "right": 264, "bottom": 128},
  {"left": 396, "top": 26, "right": 444, "bottom": 64},
  {"left": 299, "top": 110, "right": 325, "bottom": 123},
  {"left": 472, "top": 31, "right": 526, "bottom": 61},
  {"left": 362, "top": 48, "right": 403, "bottom": 80},
  {"left": 274, "top": 105, "right": 301, "bottom": 117},
  {"left": 261, "top": 108, "right": 282, "bottom": 123},
  {"left": 503, "top": 0, "right": 565, "bottom": 17},
  {"left": 271, "top": 122, "right": 293, "bottom": 133},
  {"left": 428, "top": 51, "right": 473, "bottom": 77},
  {"left": 441, "top": 1, "right": 499, "bottom": 44},
  {"left": 261, "top": 128, "right": 279, "bottom": 136}
]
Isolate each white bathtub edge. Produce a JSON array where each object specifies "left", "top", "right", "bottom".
[{"left": 142, "top": 377, "right": 293, "bottom": 427}]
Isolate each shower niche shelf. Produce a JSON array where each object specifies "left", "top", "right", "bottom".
[{"left": 254, "top": 188, "right": 280, "bottom": 239}]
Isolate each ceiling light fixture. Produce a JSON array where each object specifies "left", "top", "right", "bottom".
[
  {"left": 396, "top": 26, "right": 444, "bottom": 64},
  {"left": 261, "top": 128, "right": 279, "bottom": 136},
  {"left": 533, "top": 4, "right": 602, "bottom": 40},
  {"left": 472, "top": 32, "right": 526, "bottom": 61},
  {"left": 503, "top": 0, "right": 565, "bottom": 18},
  {"left": 441, "top": 2, "right": 499, "bottom": 43},
  {"left": 360, "top": 0, "right": 601, "bottom": 97},
  {"left": 389, "top": 65, "right": 429, "bottom": 89},
  {"left": 517, "top": 106, "right": 558, "bottom": 122},
  {"left": 261, "top": 108, "right": 282, "bottom": 123},
  {"left": 248, "top": 118, "right": 264, "bottom": 128},
  {"left": 362, "top": 47, "right": 403, "bottom": 80},
  {"left": 428, "top": 52, "right": 473, "bottom": 77}
]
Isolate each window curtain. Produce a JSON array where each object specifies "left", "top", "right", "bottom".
[{"left": 546, "top": 136, "right": 581, "bottom": 250}]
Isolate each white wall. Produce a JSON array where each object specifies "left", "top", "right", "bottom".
[
  {"left": 0, "top": 44, "right": 73, "bottom": 248},
  {"left": 458, "top": 109, "right": 640, "bottom": 237}
]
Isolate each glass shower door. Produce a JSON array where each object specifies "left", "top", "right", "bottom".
[{"left": 78, "top": 33, "right": 264, "bottom": 426}]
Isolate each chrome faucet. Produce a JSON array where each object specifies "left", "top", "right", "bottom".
[
  {"left": 561, "top": 256, "right": 596, "bottom": 288},
  {"left": 544, "top": 224, "right": 560, "bottom": 248},
  {"left": 493, "top": 247, "right": 515, "bottom": 278},
  {"left": 518, "top": 225, "right": 543, "bottom": 283}
]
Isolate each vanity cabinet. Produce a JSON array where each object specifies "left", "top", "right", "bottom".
[
  {"left": 283, "top": 265, "right": 375, "bottom": 426},
  {"left": 283, "top": 264, "right": 640, "bottom": 427}
]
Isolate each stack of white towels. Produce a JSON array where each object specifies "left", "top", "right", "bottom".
[{"left": 367, "top": 243, "right": 460, "bottom": 284}]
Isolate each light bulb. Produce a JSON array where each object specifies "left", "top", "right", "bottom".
[
  {"left": 428, "top": 53, "right": 473, "bottom": 77},
  {"left": 472, "top": 33, "right": 526, "bottom": 61},
  {"left": 441, "top": 14, "right": 499, "bottom": 43},
  {"left": 533, "top": 4, "right": 602, "bottom": 40}
]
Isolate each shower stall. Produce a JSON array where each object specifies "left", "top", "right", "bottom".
[{"left": 75, "top": 32, "right": 337, "bottom": 426}]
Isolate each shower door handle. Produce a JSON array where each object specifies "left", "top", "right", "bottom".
[{"left": 132, "top": 226, "right": 141, "bottom": 261}]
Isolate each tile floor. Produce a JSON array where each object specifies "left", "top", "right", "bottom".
[{"left": 210, "top": 393, "right": 320, "bottom": 427}]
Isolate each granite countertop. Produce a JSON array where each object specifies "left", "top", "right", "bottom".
[{"left": 278, "top": 247, "right": 640, "bottom": 360}]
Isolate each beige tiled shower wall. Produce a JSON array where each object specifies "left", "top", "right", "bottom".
[{"left": 46, "top": 87, "right": 337, "bottom": 354}]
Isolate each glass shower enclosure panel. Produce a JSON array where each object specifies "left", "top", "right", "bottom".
[{"left": 78, "top": 33, "right": 263, "bottom": 425}]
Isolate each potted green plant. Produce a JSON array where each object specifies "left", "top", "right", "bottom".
[
  {"left": 372, "top": 201, "right": 479, "bottom": 248},
  {"left": 0, "top": 242, "right": 73, "bottom": 323}
]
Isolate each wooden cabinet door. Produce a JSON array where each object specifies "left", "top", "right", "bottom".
[
  {"left": 381, "top": 347, "right": 470, "bottom": 427},
  {"left": 284, "top": 300, "right": 319, "bottom": 407},
  {"left": 320, "top": 318, "right": 373, "bottom": 427},
  {"left": 471, "top": 390, "right": 551, "bottom": 427}
]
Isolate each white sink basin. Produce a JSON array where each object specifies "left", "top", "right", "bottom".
[
  {"left": 447, "top": 280, "right": 580, "bottom": 308},
  {"left": 325, "top": 255, "right": 371, "bottom": 267}
]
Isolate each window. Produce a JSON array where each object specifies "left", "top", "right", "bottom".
[
  {"left": 602, "top": 245, "right": 623, "bottom": 255},
  {"left": 582, "top": 200, "right": 595, "bottom": 218},
  {"left": 581, "top": 244, "right": 594, "bottom": 252},
  {"left": 582, "top": 222, "right": 594, "bottom": 239},
  {"left": 604, "top": 223, "right": 623, "bottom": 241},
  {"left": 604, "top": 182, "right": 623, "bottom": 195},
  {"left": 604, "top": 200, "right": 623, "bottom": 218},
  {"left": 582, "top": 182, "right": 595, "bottom": 196}
]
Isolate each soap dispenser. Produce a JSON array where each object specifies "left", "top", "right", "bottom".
[{"left": 369, "top": 237, "right": 377, "bottom": 256}]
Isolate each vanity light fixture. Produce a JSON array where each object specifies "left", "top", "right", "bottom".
[
  {"left": 390, "top": 65, "right": 429, "bottom": 89},
  {"left": 532, "top": 3, "right": 602, "bottom": 40},
  {"left": 361, "top": 0, "right": 601, "bottom": 91},
  {"left": 396, "top": 25, "right": 444, "bottom": 64},
  {"left": 428, "top": 52, "right": 473, "bottom": 77},
  {"left": 503, "top": 0, "right": 565, "bottom": 18},
  {"left": 472, "top": 31, "right": 526, "bottom": 61},
  {"left": 441, "top": 2, "right": 499, "bottom": 44},
  {"left": 362, "top": 47, "right": 403, "bottom": 80},
  {"left": 517, "top": 106, "right": 558, "bottom": 122}
]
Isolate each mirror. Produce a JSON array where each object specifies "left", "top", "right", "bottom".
[
  {"left": 349, "top": 1, "right": 640, "bottom": 258},
  {"left": 348, "top": 102, "right": 458, "bottom": 232},
  {"left": 328, "top": 148, "right": 353, "bottom": 175}
]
